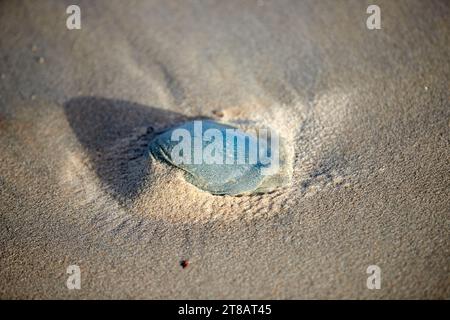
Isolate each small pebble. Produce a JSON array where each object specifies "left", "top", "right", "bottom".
[
  {"left": 180, "top": 260, "right": 189, "bottom": 269},
  {"left": 212, "top": 110, "right": 224, "bottom": 118},
  {"left": 37, "top": 57, "right": 45, "bottom": 64}
]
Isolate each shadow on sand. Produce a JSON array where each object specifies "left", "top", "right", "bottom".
[{"left": 64, "top": 96, "right": 190, "bottom": 200}]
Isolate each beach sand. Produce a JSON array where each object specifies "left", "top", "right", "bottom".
[{"left": 0, "top": 0, "right": 449, "bottom": 298}]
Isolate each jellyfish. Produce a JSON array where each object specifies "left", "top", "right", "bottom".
[{"left": 149, "top": 120, "right": 290, "bottom": 195}]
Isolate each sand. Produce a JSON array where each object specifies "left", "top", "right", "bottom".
[{"left": 0, "top": 0, "right": 449, "bottom": 299}]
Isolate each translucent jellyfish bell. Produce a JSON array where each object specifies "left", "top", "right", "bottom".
[{"left": 149, "top": 120, "right": 290, "bottom": 195}]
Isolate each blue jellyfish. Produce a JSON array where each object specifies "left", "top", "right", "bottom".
[{"left": 149, "top": 120, "right": 289, "bottom": 195}]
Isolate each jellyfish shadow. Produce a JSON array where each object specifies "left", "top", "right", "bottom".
[{"left": 63, "top": 96, "right": 191, "bottom": 200}]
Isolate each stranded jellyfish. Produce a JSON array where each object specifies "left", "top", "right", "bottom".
[{"left": 149, "top": 120, "right": 290, "bottom": 195}]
